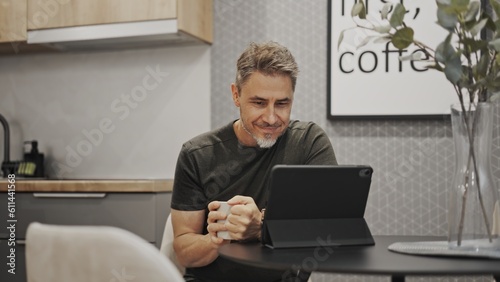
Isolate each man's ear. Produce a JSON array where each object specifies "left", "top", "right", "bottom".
[{"left": 231, "top": 84, "right": 240, "bottom": 107}]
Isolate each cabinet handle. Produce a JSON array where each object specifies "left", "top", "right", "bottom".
[
  {"left": 16, "top": 240, "right": 26, "bottom": 245},
  {"left": 33, "top": 193, "right": 107, "bottom": 198}
]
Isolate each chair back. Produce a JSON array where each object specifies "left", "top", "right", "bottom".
[
  {"left": 25, "top": 222, "right": 184, "bottom": 282},
  {"left": 160, "top": 213, "right": 185, "bottom": 274}
]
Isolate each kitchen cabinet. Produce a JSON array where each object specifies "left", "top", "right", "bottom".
[
  {"left": 0, "top": 179, "right": 173, "bottom": 282},
  {"left": 0, "top": 0, "right": 27, "bottom": 43},
  {"left": 0, "top": 192, "right": 171, "bottom": 247},
  {"left": 0, "top": 241, "right": 25, "bottom": 282},
  {"left": 0, "top": 0, "right": 212, "bottom": 54},
  {"left": 27, "top": 0, "right": 213, "bottom": 44},
  {"left": 27, "top": 0, "right": 177, "bottom": 29}
]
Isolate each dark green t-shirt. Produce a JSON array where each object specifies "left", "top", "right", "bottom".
[{"left": 171, "top": 120, "right": 337, "bottom": 282}]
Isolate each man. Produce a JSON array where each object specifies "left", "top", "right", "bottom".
[{"left": 171, "top": 41, "right": 337, "bottom": 282}]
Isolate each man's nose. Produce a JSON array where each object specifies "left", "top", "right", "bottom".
[{"left": 263, "top": 105, "right": 277, "bottom": 125}]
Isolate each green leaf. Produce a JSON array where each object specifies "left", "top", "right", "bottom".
[
  {"left": 495, "top": 19, "right": 500, "bottom": 33},
  {"left": 469, "top": 18, "right": 488, "bottom": 36},
  {"left": 337, "top": 30, "right": 345, "bottom": 50},
  {"left": 458, "top": 65, "right": 473, "bottom": 88},
  {"left": 461, "top": 38, "right": 488, "bottom": 53},
  {"left": 391, "top": 27, "right": 414, "bottom": 49},
  {"left": 490, "top": 92, "right": 500, "bottom": 101},
  {"left": 438, "top": 3, "right": 465, "bottom": 11},
  {"left": 452, "top": 0, "right": 470, "bottom": 6},
  {"left": 465, "top": 1, "right": 480, "bottom": 22},
  {"left": 483, "top": 12, "right": 497, "bottom": 32},
  {"left": 437, "top": 6, "right": 458, "bottom": 30},
  {"left": 490, "top": 0, "right": 500, "bottom": 19},
  {"left": 435, "top": 33, "right": 455, "bottom": 63},
  {"left": 475, "top": 50, "right": 491, "bottom": 78},
  {"left": 438, "top": 0, "right": 469, "bottom": 13},
  {"left": 437, "top": 0, "right": 451, "bottom": 5},
  {"left": 359, "top": 0, "right": 368, "bottom": 19},
  {"left": 485, "top": 76, "right": 500, "bottom": 93},
  {"left": 444, "top": 53, "right": 463, "bottom": 84},
  {"left": 381, "top": 3, "right": 392, "bottom": 20},
  {"left": 351, "top": 3, "right": 364, "bottom": 17},
  {"left": 389, "top": 3, "right": 406, "bottom": 28},
  {"left": 451, "top": 0, "right": 471, "bottom": 12},
  {"left": 489, "top": 38, "right": 500, "bottom": 51},
  {"left": 491, "top": 76, "right": 500, "bottom": 86},
  {"left": 351, "top": 0, "right": 366, "bottom": 19},
  {"left": 359, "top": 0, "right": 366, "bottom": 19}
]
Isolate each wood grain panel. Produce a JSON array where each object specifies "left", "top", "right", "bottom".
[
  {"left": 0, "top": 179, "right": 173, "bottom": 192},
  {"left": 178, "top": 0, "right": 212, "bottom": 43},
  {"left": 0, "top": 0, "right": 27, "bottom": 42},
  {"left": 27, "top": 0, "right": 177, "bottom": 30}
]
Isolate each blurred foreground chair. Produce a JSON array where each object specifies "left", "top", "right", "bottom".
[
  {"left": 25, "top": 222, "right": 183, "bottom": 282},
  {"left": 160, "top": 213, "right": 185, "bottom": 275}
]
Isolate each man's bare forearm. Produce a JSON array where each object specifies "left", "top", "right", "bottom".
[{"left": 174, "top": 232, "right": 221, "bottom": 268}]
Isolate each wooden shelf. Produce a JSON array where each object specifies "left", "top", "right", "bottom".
[{"left": 0, "top": 179, "right": 173, "bottom": 192}]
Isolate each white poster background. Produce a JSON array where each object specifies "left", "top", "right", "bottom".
[{"left": 330, "top": 0, "right": 459, "bottom": 117}]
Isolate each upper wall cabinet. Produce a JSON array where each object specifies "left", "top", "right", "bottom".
[
  {"left": 177, "top": 0, "right": 212, "bottom": 44},
  {"left": 0, "top": 0, "right": 27, "bottom": 43},
  {"left": 27, "top": 0, "right": 178, "bottom": 29},
  {"left": 23, "top": 0, "right": 212, "bottom": 48}
]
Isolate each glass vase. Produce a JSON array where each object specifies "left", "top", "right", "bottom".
[{"left": 448, "top": 102, "right": 500, "bottom": 250}]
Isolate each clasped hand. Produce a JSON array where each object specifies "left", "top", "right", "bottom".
[{"left": 207, "top": 195, "right": 262, "bottom": 244}]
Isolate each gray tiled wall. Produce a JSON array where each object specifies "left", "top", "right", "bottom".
[{"left": 211, "top": 1, "right": 499, "bottom": 281}]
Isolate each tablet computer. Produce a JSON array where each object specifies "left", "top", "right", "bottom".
[{"left": 261, "top": 165, "right": 375, "bottom": 249}]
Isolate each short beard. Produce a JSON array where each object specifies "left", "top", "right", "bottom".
[
  {"left": 241, "top": 122, "right": 277, "bottom": 149},
  {"left": 256, "top": 134, "right": 276, "bottom": 148}
]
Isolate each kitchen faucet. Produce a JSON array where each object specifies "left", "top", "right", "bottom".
[
  {"left": 0, "top": 114, "right": 45, "bottom": 178},
  {"left": 0, "top": 113, "right": 10, "bottom": 177}
]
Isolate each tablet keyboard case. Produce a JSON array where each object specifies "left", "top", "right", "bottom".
[{"left": 262, "top": 165, "right": 375, "bottom": 249}]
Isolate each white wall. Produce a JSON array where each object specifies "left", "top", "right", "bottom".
[{"left": 0, "top": 44, "right": 211, "bottom": 179}]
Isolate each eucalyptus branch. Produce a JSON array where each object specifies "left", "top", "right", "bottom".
[
  {"left": 482, "top": 50, "right": 499, "bottom": 101},
  {"left": 487, "top": 50, "right": 497, "bottom": 74},
  {"left": 413, "top": 40, "right": 436, "bottom": 60},
  {"left": 342, "top": 0, "right": 500, "bottom": 247},
  {"left": 456, "top": 23, "right": 476, "bottom": 97},
  {"left": 455, "top": 86, "right": 468, "bottom": 245}
]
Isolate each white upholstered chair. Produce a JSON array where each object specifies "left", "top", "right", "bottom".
[
  {"left": 160, "top": 213, "right": 185, "bottom": 275},
  {"left": 25, "top": 222, "right": 183, "bottom": 282}
]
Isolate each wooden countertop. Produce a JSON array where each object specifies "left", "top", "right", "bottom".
[{"left": 0, "top": 179, "right": 173, "bottom": 192}]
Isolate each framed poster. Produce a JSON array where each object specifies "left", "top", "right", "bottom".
[{"left": 328, "top": 0, "right": 458, "bottom": 118}]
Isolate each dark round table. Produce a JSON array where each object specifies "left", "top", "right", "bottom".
[{"left": 219, "top": 236, "right": 500, "bottom": 282}]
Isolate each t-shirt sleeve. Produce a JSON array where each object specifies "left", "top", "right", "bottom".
[
  {"left": 303, "top": 123, "right": 338, "bottom": 165},
  {"left": 170, "top": 144, "right": 207, "bottom": 211}
]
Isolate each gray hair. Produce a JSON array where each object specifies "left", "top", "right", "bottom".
[{"left": 235, "top": 41, "right": 299, "bottom": 93}]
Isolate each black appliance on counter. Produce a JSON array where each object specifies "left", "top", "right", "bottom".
[{"left": 1, "top": 113, "right": 44, "bottom": 178}]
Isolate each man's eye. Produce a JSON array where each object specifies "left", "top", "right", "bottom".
[
  {"left": 276, "top": 102, "right": 289, "bottom": 107},
  {"left": 253, "top": 101, "right": 264, "bottom": 105}
]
